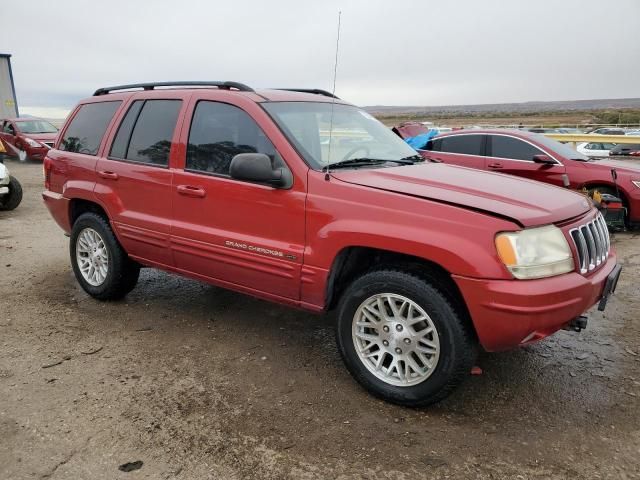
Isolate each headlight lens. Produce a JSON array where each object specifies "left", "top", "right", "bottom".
[
  {"left": 24, "top": 138, "right": 41, "bottom": 148},
  {"left": 495, "top": 225, "right": 574, "bottom": 279},
  {"left": 632, "top": 180, "right": 640, "bottom": 189}
]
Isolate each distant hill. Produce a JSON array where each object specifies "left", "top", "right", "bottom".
[{"left": 364, "top": 98, "right": 640, "bottom": 116}]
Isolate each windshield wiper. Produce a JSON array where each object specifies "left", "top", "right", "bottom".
[
  {"left": 400, "top": 154, "right": 425, "bottom": 162},
  {"left": 326, "top": 157, "right": 421, "bottom": 170}
]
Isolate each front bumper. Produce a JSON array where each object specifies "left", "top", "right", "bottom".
[
  {"left": 25, "top": 146, "right": 49, "bottom": 161},
  {"left": 453, "top": 254, "right": 619, "bottom": 351}
]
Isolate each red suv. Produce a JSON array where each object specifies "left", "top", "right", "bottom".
[
  {"left": 394, "top": 124, "right": 640, "bottom": 226},
  {"left": 43, "top": 82, "right": 621, "bottom": 406},
  {"left": 0, "top": 117, "right": 58, "bottom": 161}
]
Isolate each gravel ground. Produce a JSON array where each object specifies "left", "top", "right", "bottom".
[{"left": 1, "top": 159, "right": 639, "bottom": 479}]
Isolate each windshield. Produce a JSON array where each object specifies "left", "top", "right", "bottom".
[
  {"left": 262, "top": 102, "right": 418, "bottom": 169},
  {"left": 15, "top": 120, "right": 58, "bottom": 134},
  {"left": 532, "top": 133, "right": 589, "bottom": 161}
]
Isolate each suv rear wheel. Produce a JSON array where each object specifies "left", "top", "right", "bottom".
[
  {"left": 336, "top": 269, "right": 475, "bottom": 407},
  {"left": 70, "top": 212, "right": 140, "bottom": 300}
]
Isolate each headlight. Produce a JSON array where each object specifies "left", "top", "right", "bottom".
[
  {"left": 495, "top": 225, "right": 574, "bottom": 279},
  {"left": 632, "top": 180, "right": 640, "bottom": 189},
  {"left": 24, "top": 138, "right": 42, "bottom": 148}
]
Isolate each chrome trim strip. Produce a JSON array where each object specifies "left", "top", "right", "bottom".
[{"left": 429, "top": 132, "right": 563, "bottom": 165}]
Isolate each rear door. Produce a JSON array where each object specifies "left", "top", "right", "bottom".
[
  {"left": 422, "top": 134, "right": 486, "bottom": 170},
  {"left": 94, "top": 97, "right": 184, "bottom": 267},
  {"left": 486, "top": 134, "right": 567, "bottom": 187},
  {"left": 170, "top": 95, "right": 306, "bottom": 301}
]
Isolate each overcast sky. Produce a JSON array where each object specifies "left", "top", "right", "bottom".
[{"left": 1, "top": 0, "right": 639, "bottom": 117}]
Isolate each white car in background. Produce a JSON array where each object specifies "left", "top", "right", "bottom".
[{"left": 577, "top": 142, "right": 617, "bottom": 158}]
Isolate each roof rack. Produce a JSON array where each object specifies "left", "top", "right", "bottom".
[
  {"left": 276, "top": 88, "right": 340, "bottom": 99},
  {"left": 93, "top": 81, "right": 254, "bottom": 96}
]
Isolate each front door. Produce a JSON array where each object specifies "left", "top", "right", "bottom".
[
  {"left": 486, "top": 134, "right": 567, "bottom": 187},
  {"left": 171, "top": 98, "right": 306, "bottom": 301},
  {"left": 94, "top": 98, "right": 183, "bottom": 267}
]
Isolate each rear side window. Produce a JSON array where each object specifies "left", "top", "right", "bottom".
[
  {"left": 109, "top": 100, "right": 181, "bottom": 166},
  {"left": 439, "top": 135, "right": 484, "bottom": 155},
  {"left": 186, "top": 101, "right": 281, "bottom": 176},
  {"left": 60, "top": 101, "right": 121, "bottom": 155},
  {"left": 489, "top": 135, "right": 543, "bottom": 161},
  {"left": 109, "top": 101, "right": 143, "bottom": 159}
]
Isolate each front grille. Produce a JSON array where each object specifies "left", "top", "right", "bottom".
[{"left": 569, "top": 213, "right": 610, "bottom": 274}]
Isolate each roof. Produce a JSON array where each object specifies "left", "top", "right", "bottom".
[{"left": 437, "top": 128, "right": 540, "bottom": 138}]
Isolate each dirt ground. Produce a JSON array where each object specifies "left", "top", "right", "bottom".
[{"left": 1, "top": 159, "right": 639, "bottom": 480}]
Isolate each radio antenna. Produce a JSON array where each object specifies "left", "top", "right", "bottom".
[{"left": 325, "top": 10, "right": 342, "bottom": 181}]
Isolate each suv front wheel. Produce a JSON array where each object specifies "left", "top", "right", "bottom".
[
  {"left": 70, "top": 212, "right": 140, "bottom": 300},
  {"left": 336, "top": 269, "right": 476, "bottom": 407}
]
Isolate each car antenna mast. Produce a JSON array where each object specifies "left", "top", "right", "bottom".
[{"left": 325, "top": 10, "right": 342, "bottom": 181}]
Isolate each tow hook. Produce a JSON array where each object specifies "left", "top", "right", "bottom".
[{"left": 564, "top": 315, "right": 588, "bottom": 332}]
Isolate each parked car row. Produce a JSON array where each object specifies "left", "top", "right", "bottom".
[
  {"left": 393, "top": 123, "right": 640, "bottom": 228},
  {"left": 39, "top": 82, "right": 624, "bottom": 407}
]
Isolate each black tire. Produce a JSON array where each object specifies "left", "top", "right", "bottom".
[
  {"left": 0, "top": 177, "right": 23, "bottom": 211},
  {"left": 336, "top": 269, "right": 476, "bottom": 407},
  {"left": 70, "top": 212, "right": 140, "bottom": 300}
]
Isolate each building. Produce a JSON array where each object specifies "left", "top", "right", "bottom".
[{"left": 0, "top": 53, "right": 19, "bottom": 118}]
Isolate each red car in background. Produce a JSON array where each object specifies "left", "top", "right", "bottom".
[
  {"left": 0, "top": 117, "right": 58, "bottom": 161},
  {"left": 394, "top": 124, "right": 640, "bottom": 226}
]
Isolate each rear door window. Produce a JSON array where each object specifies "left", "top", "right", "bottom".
[
  {"left": 60, "top": 101, "right": 121, "bottom": 155},
  {"left": 489, "top": 135, "right": 544, "bottom": 161},
  {"left": 108, "top": 99, "right": 181, "bottom": 166},
  {"left": 438, "top": 135, "right": 484, "bottom": 155}
]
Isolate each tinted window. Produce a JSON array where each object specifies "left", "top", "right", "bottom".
[
  {"left": 60, "top": 102, "right": 121, "bottom": 155},
  {"left": 124, "top": 100, "right": 181, "bottom": 166},
  {"left": 490, "top": 135, "right": 543, "bottom": 161},
  {"left": 439, "top": 135, "right": 484, "bottom": 155},
  {"left": 109, "top": 100, "right": 143, "bottom": 159},
  {"left": 423, "top": 138, "right": 441, "bottom": 151},
  {"left": 187, "top": 101, "right": 282, "bottom": 175}
]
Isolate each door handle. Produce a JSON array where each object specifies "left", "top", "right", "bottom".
[
  {"left": 177, "top": 185, "right": 206, "bottom": 198},
  {"left": 98, "top": 170, "right": 119, "bottom": 180},
  {"left": 487, "top": 162, "right": 503, "bottom": 169}
]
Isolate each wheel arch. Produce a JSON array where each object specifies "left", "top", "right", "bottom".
[
  {"left": 582, "top": 182, "right": 630, "bottom": 208},
  {"left": 325, "top": 246, "right": 478, "bottom": 340},
  {"left": 69, "top": 198, "right": 110, "bottom": 226}
]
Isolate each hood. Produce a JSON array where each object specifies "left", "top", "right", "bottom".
[
  {"left": 22, "top": 132, "right": 57, "bottom": 142},
  {"left": 331, "top": 163, "right": 592, "bottom": 227},
  {"left": 593, "top": 158, "right": 640, "bottom": 173}
]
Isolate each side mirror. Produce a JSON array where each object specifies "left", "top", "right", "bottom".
[
  {"left": 229, "top": 153, "right": 293, "bottom": 189},
  {"left": 532, "top": 154, "right": 555, "bottom": 165}
]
